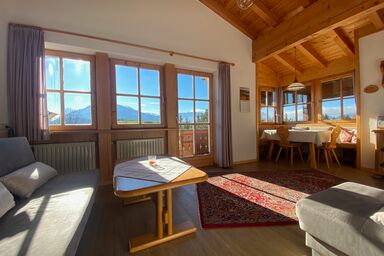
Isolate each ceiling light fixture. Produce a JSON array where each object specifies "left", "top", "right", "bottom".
[
  {"left": 236, "top": 0, "right": 254, "bottom": 10},
  {"left": 287, "top": 47, "right": 305, "bottom": 91}
]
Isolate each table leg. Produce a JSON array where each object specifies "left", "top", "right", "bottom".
[
  {"left": 128, "top": 189, "right": 196, "bottom": 253},
  {"left": 157, "top": 191, "right": 163, "bottom": 239},
  {"left": 267, "top": 141, "right": 274, "bottom": 160},
  {"left": 166, "top": 189, "right": 173, "bottom": 235},
  {"left": 309, "top": 143, "right": 317, "bottom": 169}
]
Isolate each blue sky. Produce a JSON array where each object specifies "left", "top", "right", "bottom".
[
  {"left": 115, "top": 65, "right": 160, "bottom": 114},
  {"left": 46, "top": 57, "right": 92, "bottom": 114}
]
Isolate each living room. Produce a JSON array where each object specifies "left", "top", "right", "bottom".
[{"left": 0, "top": 0, "right": 384, "bottom": 255}]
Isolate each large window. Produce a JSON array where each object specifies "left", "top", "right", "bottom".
[
  {"left": 283, "top": 86, "right": 312, "bottom": 122},
  {"left": 45, "top": 50, "right": 95, "bottom": 129},
  {"left": 177, "top": 70, "right": 212, "bottom": 158},
  {"left": 260, "top": 88, "right": 276, "bottom": 123},
  {"left": 111, "top": 60, "right": 162, "bottom": 127},
  {"left": 321, "top": 76, "right": 356, "bottom": 120}
]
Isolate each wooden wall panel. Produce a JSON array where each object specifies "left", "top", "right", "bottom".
[
  {"left": 98, "top": 133, "right": 112, "bottom": 185},
  {"left": 256, "top": 62, "right": 280, "bottom": 87},
  {"left": 95, "top": 52, "right": 111, "bottom": 130},
  {"left": 164, "top": 64, "right": 179, "bottom": 157}
]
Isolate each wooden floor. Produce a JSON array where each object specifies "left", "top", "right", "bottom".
[{"left": 76, "top": 160, "right": 384, "bottom": 256}]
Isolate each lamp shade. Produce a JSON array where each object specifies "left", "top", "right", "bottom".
[{"left": 287, "top": 78, "right": 305, "bottom": 91}]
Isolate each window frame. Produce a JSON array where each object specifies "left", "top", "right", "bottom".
[
  {"left": 320, "top": 74, "right": 356, "bottom": 122},
  {"left": 110, "top": 59, "right": 165, "bottom": 129},
  {"left": 176, "top": 68, "right": 214, "bottom": 160},
  {"left": 259, "top": 87, "right": 277, "bottom": 124},
  {"left": 45, "top": 50, "right": 96, "bottom": 131},
  {"left": 282, "top": 84, "right": 313, "bottom": 123}
]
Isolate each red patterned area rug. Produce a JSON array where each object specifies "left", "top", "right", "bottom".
[{"left": 196, "top": 170, "right": 345, "bottom": 228}]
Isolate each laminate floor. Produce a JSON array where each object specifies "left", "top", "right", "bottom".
[{"left": 76, "top": 160, "right": 384, "bottom": 256}]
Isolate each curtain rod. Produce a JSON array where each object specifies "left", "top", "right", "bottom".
[{"left": 38, "top": 26, "right": 235, "bottom": 66}]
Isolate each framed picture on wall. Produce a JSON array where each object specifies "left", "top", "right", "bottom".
[
  {"left": 378, "top": 116, "right": 384, "bottom": 129},
  {"left": 240, "top": 87, "right": 250, "bottom": 112}
]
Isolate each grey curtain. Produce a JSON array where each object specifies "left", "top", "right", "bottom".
[
  {"left": 7, "top": 23, "right": 49, "bottom": 141},
  {"left": 217, "top": 63, "right": 233, "bottom": 168}
]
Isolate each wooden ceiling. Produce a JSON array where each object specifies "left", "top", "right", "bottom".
[{"left": 200, "top": 0, "right": 384, "bottom": 83}]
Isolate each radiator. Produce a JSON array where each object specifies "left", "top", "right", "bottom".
[
  {"left": 116, "top": 138, "right": 165, "bottom": 161},
  {"left": 32, "top": 142, "right": 96, "bottom": 174}
]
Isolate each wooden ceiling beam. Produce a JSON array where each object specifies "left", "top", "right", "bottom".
[
  {"left": 199, "top": 0, "right": 256, "bottom": 39},
  {"left": 250, "top": 1, "right": 279, "bottom": 27},
  {"left": 273, "top": 54, "right": 303, "bottom": 74},
  {"left": 368, "top": 11, "right": 384, "bottom": 29},
  {"left": 279, "top": 57, "right": 356, "bottom": 86},
  {"left": 333, "top": 27, "right": 355, "bottom": 58},
  {"left": 297, "top": 43, "right": 327, "bottom": 68},
  {"left": 252, "top": 0, "right": 384, "bottom": 62},
  {"left": 297, "top": 0, "right": 316, "bottom": 8},
  {"left": 283, "top": 6, "right": 305, "bottom": 21}
]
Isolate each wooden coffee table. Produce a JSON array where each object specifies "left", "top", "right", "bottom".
[{"left": 113, "top": 164, "right": 207, "bottom": 253}]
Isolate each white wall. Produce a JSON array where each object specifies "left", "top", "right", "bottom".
[
  {"left": 359, "top": 30, "right": 384, "bottom": 169},
  {"left": 1, "top": 0, "right": 257, "bottom": 162}
]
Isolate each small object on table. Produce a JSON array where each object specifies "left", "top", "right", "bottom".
[{"left": 148, "top": 155, "right": 157, "bottom": 165}]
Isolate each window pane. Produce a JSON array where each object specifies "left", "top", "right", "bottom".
[
  {"left": 322, "top": 80, "right": 340, "bottom": 100},
  {"left": 297, "top": 87, "right": 311, "bottom": 103},
  {"left": 196, "top": 125, "right": 210, "bottom": 155},
  {"left": 45, "top": 56, "right": 60, "bottom": 90},
  {"left": 116, "top": 96, "right": 139, "bottom": 124},
  {"left": 342, "top": 77, "right": 354, "bottom": 97},
  {"left": 116, "top": 65, "right": 138, "bottom": 95},
  {"left": 322, "top": 100, "right": 341, "bottom": 120},
  {"left": 283, "top": 105, "right": 296, "bottom": 122},
  {"left": 177, "top": 74, "right": 193, "bottom": 98},
  {"left": 47, "top": 92, "right": 61, "bottom": 125},
  {"left": 297, "top": 105, "right": 305, "bottom": 121},
  {"left": 63, "top": 59, "right": 91, "bottom": 92},
  {"left": 304, "top": 103, "right": 311, "bottom": 121},
  {"left": 260, "top": 91, "right": 267, "bottom": 106},
  {"left": 141, "top": 97, "right": 161, "bottom": 124},
  {"left": 195, "top": 101, "right": 209, "bottom": 123},
  {"left": 283, "top": 91, "right": 295, "bottom": 104},
  {"left": 261, "top": 107, "right": 267, "bottom": 122},
  {"left": 64, "top": 93, "right": 92, "bottom": 125},
  {"left": 140, "top": 68, "right": 160, "bottom": 96},
  {"left": 179, "top": 125, "right": 194, "bottom": 157},
  {"left": 178, "top": 100, "right": 194, "bottom": 123},
  {"left": 195, "top": 76, "right": 209, "bottom": 100},
  {"left": 267, "top": 91, "right": 275, "bottom": 106},
  {"left": 267, "top": 107, "right": 275, "bottom": 123},
  {"left": 343, "top": 97, "right": 356, "bottom": 120}
]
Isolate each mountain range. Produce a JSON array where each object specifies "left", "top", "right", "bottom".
[{"left": 49, "top": 105, "right": 199, "bottom": 124}]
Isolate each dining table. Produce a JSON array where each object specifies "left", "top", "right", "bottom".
[{"left": 261, "top": 129, "right": 332, "bottom": 169}]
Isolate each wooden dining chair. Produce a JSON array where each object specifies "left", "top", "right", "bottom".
[
  {"left": 317, "top": 125, "right": 342, "bottom": 169},
  {"left": 275, "top": 126, "right": 304, "bottom": 166}
]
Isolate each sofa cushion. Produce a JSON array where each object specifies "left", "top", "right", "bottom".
[
  {"left": 1, "top": 162, "right": 58, "bottom": 198},
  {"left": 0, "top": 181, "right": 15, "bottom": 218},
  {"left": 0, "top": 169, "right": 99, "bottom": 256},
  {"left": 0, "top": 137, "right": 36, "bottom": 176},
  {"left": 371, "top": 206, "right": 384, "bottom": 226},
  {"left": 296, "top": 182, "right": 384, "bottom": 256}
]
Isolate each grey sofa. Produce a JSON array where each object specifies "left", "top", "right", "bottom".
[
  {"left": 0, "top": 137, "right": 99, "bottom": 256},
  {"left": 296, "top": 182, "right": 384, "bottom": 256}
]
